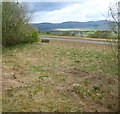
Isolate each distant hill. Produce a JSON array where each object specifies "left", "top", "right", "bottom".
[{"left": 32, "top": 20, "right": 110, "bottom": 31}]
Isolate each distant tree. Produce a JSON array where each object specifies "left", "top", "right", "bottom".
[
  {"left": 2, "top": 2, "right": 39, "bottom": 47},
  {"left": 108, "top": 1, "right": 119, "bottom": 38},
  {"left": 88, "top": 31, "right": 114, "bottom": 38},
  {"left": 46, "top": 32, "right": 50, "bottom": 34}
]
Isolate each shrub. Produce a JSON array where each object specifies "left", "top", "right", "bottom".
[
  {"left": 88, "top": 31, "right": 113, "bottom": 39},
  {"left": 46, "top": 32, "right": 50, "bottom": 34},
  {"left": 2, "top": 2, "right": 39, "bottom": 47}
]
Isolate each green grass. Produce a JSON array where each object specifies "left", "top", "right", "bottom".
[
  {"left": 2, "top": 41, "right": 118, "bottom": 112},
  {"left": 32, "top": 66, "right": 45, "bottom": 72}
]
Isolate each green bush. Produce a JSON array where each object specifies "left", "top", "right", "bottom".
[
  {"left": 46, "top": 32, "right": 50, "bottom": 34},
  {"left": 21, "top": 32, "right": 39, "bottom": 44},
  {"left": 2, "top": 2, "right": 39, "bottom": 47},
  {"left": 88, "top": 31, "right": 113, "bottom": 39}
]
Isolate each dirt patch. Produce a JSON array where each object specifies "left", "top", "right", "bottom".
[
  {"left": 48, "top": 66, "right": 118, "bottom": 111},
  {"left": 60, "top": 67, "right": 82, "bottom": 74},
  {"left": 2, "top": 79, "right": 28, "bottom": 90}
]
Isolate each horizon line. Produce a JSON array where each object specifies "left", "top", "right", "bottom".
[{"left": 30, "top": 19, "right": 108, "bottom": 24}]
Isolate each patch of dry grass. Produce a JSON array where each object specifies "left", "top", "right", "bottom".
[{"left": 2, "top": 41, "right": 118, "bottom": 112}]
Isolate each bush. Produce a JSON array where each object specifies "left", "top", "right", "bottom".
[
  {"left": 2, "top": 2, "right": 39, "bottom": 47},
  {"left": 88, "top": 31, "right": 113, "bottom": 39},
  {"left": 46, "top": 32, "right": 50, "bottom": 34},
  {"left": 21, "top": 32, "right": 39, "bottom": 44}
]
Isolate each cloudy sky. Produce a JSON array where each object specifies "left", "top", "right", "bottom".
[{"left": 24, "top": 0, "right": 116, "bottom": 23}]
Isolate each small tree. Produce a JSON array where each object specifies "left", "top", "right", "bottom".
[
  {"left": 108, "top": 1, "right": 119, "bottom": 38},
  {"left": 2, "top": 2, "right": 39, "bottom": 47},
  {"left": 107, "top": 1, "right": 120, "bottom": 58}
]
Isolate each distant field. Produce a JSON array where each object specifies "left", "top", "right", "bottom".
[
  {"left": 42, "top": 28, "right": 116, "bottom": 38},
  {"left": 54, "top": 28, "right": 96, "bottom": 37},
  {"left": 2, "top": 41, "right": 118, "bottom": 112},
  {"left": 55, "top": 28, "right": 96, "bottom": 32}
]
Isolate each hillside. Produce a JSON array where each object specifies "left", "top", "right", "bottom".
[{"left": 32, "top": 20, "right": 110, "bottom": 31}]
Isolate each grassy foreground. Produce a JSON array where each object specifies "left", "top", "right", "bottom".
[{"left": 2, "top": 40, "right": 118, "bottom": 112}]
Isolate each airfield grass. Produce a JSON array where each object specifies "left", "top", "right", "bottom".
[{"left": 2, "top": 40, "right": 118, "bottom": 112}]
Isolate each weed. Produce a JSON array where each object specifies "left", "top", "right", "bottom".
[
  {"left": 83, "top": 79, "right": 90, "bottom": 86},
  {"left": 33, "top": 66, "right": 45, "bottom": 72}
]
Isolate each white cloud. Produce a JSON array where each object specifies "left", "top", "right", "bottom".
[{"left": 30, "top": 0, "right": 116, "bottom": 23}]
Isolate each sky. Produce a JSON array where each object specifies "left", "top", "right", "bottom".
[{"left": 22, "top": 0, "right": 116, "bottom": 23}]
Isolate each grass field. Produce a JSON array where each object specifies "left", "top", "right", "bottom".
[{"left": 2, "top": 40, "right": 118, "bottom": 112}]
